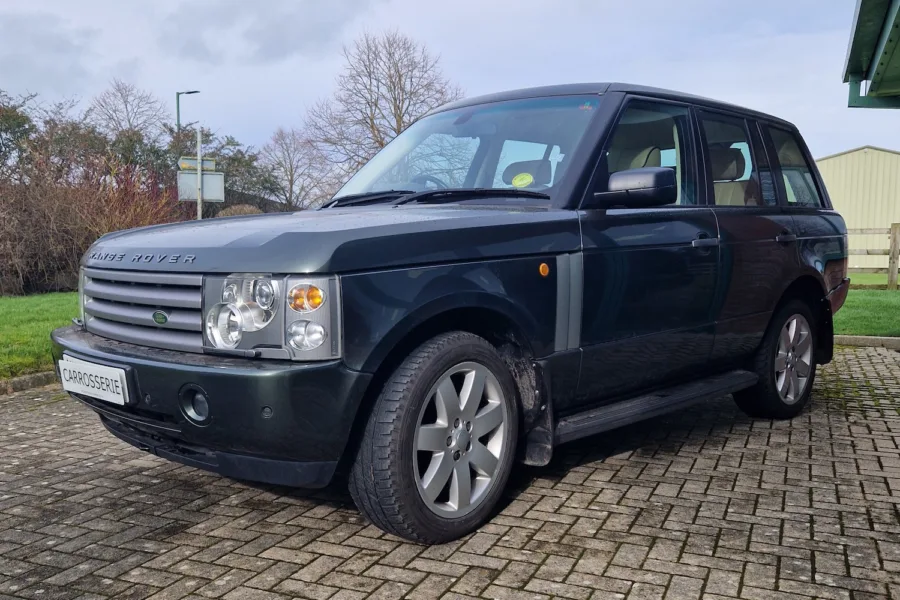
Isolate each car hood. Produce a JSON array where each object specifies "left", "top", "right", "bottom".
[{"left": 83, "top": 205, "right": 580, "bottom": 274}]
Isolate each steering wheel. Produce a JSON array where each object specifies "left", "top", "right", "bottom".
[{"left": 411, "top": 174, "right": 449, "bottom": 189}]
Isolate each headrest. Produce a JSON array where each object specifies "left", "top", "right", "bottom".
[
  {"left": 709, "top": 146, "right": 745, "bottom": 181},
  {"left": 502, "top": 160, "right": 552, "bottom": 186},
  {"left": 607, "top": 147, "right": 661, "bottom": 173},
  {"left": 775, "top": 141, "right": 805, "bottom": 168}
]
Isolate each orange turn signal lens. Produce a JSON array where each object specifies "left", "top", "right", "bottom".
[
  {"left": 289, "top": 287, "right": 307, "bottom": 311},
  {"left": 288, "top": 284, "right": 325, "bottom": 312},
  {"left": 539, "top": 263, "right": 550, "bottom": 277},
  {"left": 306, "top": 285, "right": 324, "bottom": 310}
]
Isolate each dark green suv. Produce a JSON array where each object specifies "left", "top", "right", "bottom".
[{"left": 54, "top": 83, "right": 849, "bottom": 543}]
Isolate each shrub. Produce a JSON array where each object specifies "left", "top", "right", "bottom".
[
  {"left": 0, "top": 84, "right": 286, "bottom": 294},
  {"left": 217, "top": 203, "right": 263, "bottom": 217},
  {"left": 0, "top": 167, "right": 189, "bottom": 295},
  {"left": 0, "top": 94, "right": 191, "bottom": 295}
]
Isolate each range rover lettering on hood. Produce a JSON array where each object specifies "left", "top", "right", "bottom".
[
  {"left": 89, "top": 251, "right": 196, "bottom": 264},
  {"left": 82, "top": 206, "right": 580, "bottom": 274}
]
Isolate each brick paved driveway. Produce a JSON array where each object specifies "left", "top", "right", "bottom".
[{"left": 1, "top": 347, "right": 899, "bottom": 600}]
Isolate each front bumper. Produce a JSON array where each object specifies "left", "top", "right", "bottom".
[{"left": 51, "top": 326, "right": 372, "bottom": 488}]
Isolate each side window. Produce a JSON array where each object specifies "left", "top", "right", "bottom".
[
  {"left": 699, "top": 114, "right": 772, "bottom": 207},
  {"left": 599, "top": 101, "right": 695, "bottom": 205},
  {"left": 493, "top": 140, "right": 562, "bottom": 188},
  {"left": 766, "top": 127, "right": 824, "bottom": 208}
]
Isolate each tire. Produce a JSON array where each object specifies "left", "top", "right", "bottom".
[
  {"left": 349, "top": 331, "right": 519, "bottom": 544},
  {"left": 734, "top": 300, "right": 817, "bottom": 419}
]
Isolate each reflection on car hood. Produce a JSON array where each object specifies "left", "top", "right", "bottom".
[{"left": 84, "top": 205, "right": 580, "bottom": 274}]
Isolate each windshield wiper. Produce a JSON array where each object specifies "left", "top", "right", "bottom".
[
  {"left": 324, "top": 189, "right": 416, "bottom": 208},
  {"left": 327, "top": 187, "right": 551, "bottom": 208},
  {"left": 393, "top": 188, "right": 551, "bottom": 206}
]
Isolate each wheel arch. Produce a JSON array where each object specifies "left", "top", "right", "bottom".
[
  {"left": 338, "top": 300, "right": 541, "bottom": 471},
  {"left": 772, "top": 273, "right": 833, "bottom": 364},
  {"left": 358, "top": 294, "right": 539, "bottom": 374}
]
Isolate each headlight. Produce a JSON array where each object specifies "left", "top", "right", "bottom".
[
  {"left": 254, "top": 280, "right": 276, "bottom": 310},
  {"left": 222, "top": 283, "right": 239, "bottom": 303},
  {"left": 206, "top": 303, "right": 244, "bottom": 348},
  {"left": 220, "top": 276, "right": 278, "bottom": 331},
  {"left": 202, "top": 274, "right": 340, "bottom": 361},
  {"left": 203, "top": 274, "right": 280, "bottom": 351}
]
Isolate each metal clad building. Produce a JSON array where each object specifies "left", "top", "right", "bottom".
[{"left": 817, "top": 145, "right": 900, "bottom": 269}]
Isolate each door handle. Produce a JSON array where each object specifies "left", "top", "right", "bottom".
[
  {"left": 775, "top": 233, "right": 798, "bottom": 244},
  {"left": 691, "top": 236, "right": 720, "bottom": 248}
]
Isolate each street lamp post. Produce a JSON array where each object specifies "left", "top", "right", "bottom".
[
  {"left": 175, "top": 90, "right": 199, "bottom": 132},
  {"left": 175, "top": 90, "right": 201, "bottom": 219}
]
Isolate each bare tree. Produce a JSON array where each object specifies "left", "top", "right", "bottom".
[
  {"left": 88, "top": 79, "right": 169, "bottom": 142},
  {"left": 260, "top": 127, "right": 330, "bottom": 210},
  {"left": 306, "top": 31, "right": 463, "bottom": 181}
]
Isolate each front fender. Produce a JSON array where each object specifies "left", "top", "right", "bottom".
[{"left": 340, "top": 258, "right": 559, "bottom": 373}]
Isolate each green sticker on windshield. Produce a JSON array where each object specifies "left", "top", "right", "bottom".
[{"left": 511, "top": 173, "right": 534, "bottom": 188}]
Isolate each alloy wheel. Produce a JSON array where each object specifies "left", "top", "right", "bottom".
[
  {"left": 774, "top": 314, "right": 813, "bottom": 404},
  {"left": 413, "top": 361, "right": 508, "bottom": 518}
]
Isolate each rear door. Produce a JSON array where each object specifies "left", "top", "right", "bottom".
[
  {"left": 573, "top": 98, "right": 719, "bottom": 409},
  {"left": 697, "top": 111, "right": 799, "bottom": 363},
  {"left": 760, "top": 124, "right": 849, "bottom": 294}
]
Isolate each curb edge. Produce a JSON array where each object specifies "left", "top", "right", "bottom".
[
  {"left": 834, "top": 335, "right": 900, "bottom": 350},
  {"left": 1, "top": 371, "right": 58, "bottom": 395}
]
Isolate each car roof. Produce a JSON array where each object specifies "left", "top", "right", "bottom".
[{"left": 432, "top": 82, "right": 796, "bottom": 129}]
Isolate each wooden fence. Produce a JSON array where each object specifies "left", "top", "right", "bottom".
[{"left": 847, "top": 223, "right": 900, "bottom": 290}]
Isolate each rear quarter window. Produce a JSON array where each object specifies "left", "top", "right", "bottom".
[{"left": 765, "top": 127, "right": 824, "bottom": 208}]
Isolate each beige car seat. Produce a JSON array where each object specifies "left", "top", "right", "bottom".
[
  {"left": 607, "top": 147, "right": 661, "bottom": 173},
  {"left": 709, "top": 146, "right": 760, "bottom": 206}
]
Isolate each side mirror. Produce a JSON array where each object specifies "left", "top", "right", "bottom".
[{"left": 587, "top": 167, "right": 677, "bottom": 209}]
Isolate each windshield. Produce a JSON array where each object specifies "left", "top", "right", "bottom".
[{"left": 333, "top": 95, "right": 601, "bottom": 201}]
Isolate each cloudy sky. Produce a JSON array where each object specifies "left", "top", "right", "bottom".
[{"left": 1, "top": 0, "right": 895, "bottom": 158}]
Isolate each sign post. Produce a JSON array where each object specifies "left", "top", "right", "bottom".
[
  {"left": 177, "top": 141, "right": 225, "bottom": 207},
  {"left": 178, "top": 157, "right": 216, "bottom": 171},
  {"left": 176, "top": 172, "right": 224, "bottom": 201},
  {"left": 196, "top": 127, "right": 203, "bottom": 220}
]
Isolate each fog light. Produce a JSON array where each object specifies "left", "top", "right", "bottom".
[
  {"left": 191, "top": 392, "right": 209, "bottom": 421},
  {"left": 180, "top": 385, "right": 211, "bottom": 425}
]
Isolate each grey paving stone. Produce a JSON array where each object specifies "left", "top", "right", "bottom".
[{"left": 0, "top": 347, "right": 898, "bottom": 598}]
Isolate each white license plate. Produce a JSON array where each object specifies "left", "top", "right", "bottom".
[{"left": 59, "top": 355, "right": 129, "bottom": 406}]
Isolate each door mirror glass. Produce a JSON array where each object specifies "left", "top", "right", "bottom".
[{"left": 588, "top": 166, "right": 677, "bottom": 208}]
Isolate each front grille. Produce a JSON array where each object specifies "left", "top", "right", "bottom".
[{"left": 83, "top": 268, "right": 204, "bottom": 353}]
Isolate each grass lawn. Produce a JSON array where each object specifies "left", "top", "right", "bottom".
[
  {"left": 833, "top": 289, "right": 900, "bottom": 337},
  {"left": 0, "top": 292, "right": 77, "bottom": 379},
  {"left": 0, "top": 286, "right": 895, "bottom": 380},
  {"left": 849, "top": 272, "right": 895, "bottom": 287}
]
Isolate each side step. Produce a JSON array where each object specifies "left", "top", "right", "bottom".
[{"left": 554, "top": 369, "right": 758, "bottom": 445}]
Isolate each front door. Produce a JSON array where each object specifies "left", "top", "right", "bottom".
[{"left": 573, "top": 98, "right": 719, "bottom": 409}]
